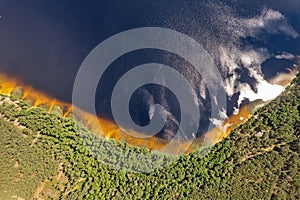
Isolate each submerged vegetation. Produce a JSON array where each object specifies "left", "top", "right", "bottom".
[{"left": 0, "top": 73, "right": 299, "bottom": 199}]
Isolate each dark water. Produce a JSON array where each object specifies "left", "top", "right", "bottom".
[{"left": 0, "top": 0, "right": 299, "bottom": 139}]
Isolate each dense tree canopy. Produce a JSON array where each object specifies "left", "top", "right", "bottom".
[{"left": 0, "top": 73, "right": 299, "bottom": 199}]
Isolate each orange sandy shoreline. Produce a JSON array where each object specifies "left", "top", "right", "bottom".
[{"left": 0, "top": 72, "right": 284, "bottom": 154}]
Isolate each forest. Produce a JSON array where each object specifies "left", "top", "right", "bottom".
[{"left": 0, "top": 73, "right": 299, "bottom": 200}]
